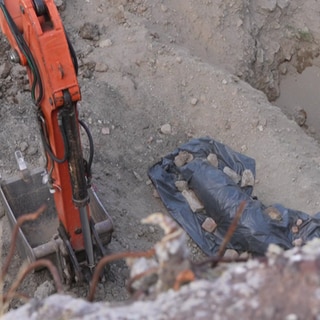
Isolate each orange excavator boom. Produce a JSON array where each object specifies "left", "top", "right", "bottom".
[{"left": 0, "top": 0, "right": 113, "bottom": 282}]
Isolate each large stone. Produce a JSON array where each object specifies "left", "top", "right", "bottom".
[
  {"left": 182, "top": 189, "right": 204, "bottom": 212},
  {"left": 223, "top": 166, "right": 241, "bottom": 184},
  {"left": 241, "top": 169, "right": 255, "bottom": 187}
]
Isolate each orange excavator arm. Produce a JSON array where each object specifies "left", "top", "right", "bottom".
[{"left": 0, "top": 0, "right": 112, "bottom": 281}]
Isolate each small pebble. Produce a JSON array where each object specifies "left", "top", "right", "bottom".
[
  {"left": 292, "top": 238, "right": 303, "bottom": 247},
  {"left": 79, "top": 22, "right": 100, "bottom": 41},
  {"left": 133, "top": 171, "right": 143, "bottom": 182},
  {"left": 95, "top": 63, "right": 109, "bottom": 72},
  {"left": 190, "top": 98, "right": 198, "bottom": 106},
  {"left": 201, "top": 217, "right": 217, "bottom": 233},
  {"left": 239, "top": 251, "right": 250, "bottom": 259},
  {"left": 241, "top": 145, "right": 248, "bottom": 152},
  {"left": 99, "top": 39, "right": 113, "bottom": 48},
  {"left": 267, "top": 243, "right": 284, "bottom": 256},
  {"left": 174, "top": 151, "right": 194, "bottom": 167},
  {"left": 264, "top": 207, "right": 282, "bottom": 221},
  {"left": 285, "top": 313, "right": 299, "bottom": 320},
  {"left": 161, "top": 4, "right": 168, "bottom": 12},
  {"left": 224, "top": 249, "right": 239, "bottom": 259},
  {"left": 20, "top": 141, "right": 29, "bottom": 152},
  {"left": 207, "top": 153, "right": 218, "bottom": 167},
  {"left": 160, "top": 123, "right": 171, "bottom": 134},
  {"left": 101, "top": 127, "right": 110, "bottom": 135},
  {"left": 54, "top": 0, "right": 66, "bottom": 10},
  {"left": 27, "top": 146, "right": 38, "bottom": 155},
  {"left": 257, "top": 125, "right": 264, "bottom": 132},
  {"left": 293, "top": 108, "right": 307, "bottom": 127}
]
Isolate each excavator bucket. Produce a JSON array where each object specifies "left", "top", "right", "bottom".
[{"left": 0, "top": 151, "right": 113, "bottom": 278}]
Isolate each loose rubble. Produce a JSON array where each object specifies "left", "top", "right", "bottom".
[{"left": 4, "top": 238, "right": 320, "bottom": 320}]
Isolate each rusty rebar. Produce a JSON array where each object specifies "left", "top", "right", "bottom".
[
  {"left": 3, "top": 291, "right": 29, "bottom": 304},
  {"left": 87, "top": 248, "right": 155, "bottom": 302},
  {"left": 1, "top": 204, "right": 47, "bottom": 281},
  {"left": 3, "top": 259, "right": 63, "bottom": 303},
  {"left": 173, "top": 269, "right": 195, "bottom": 291},
  {"left": 217, "top": 200, "right": 246, "bottom": 259}
]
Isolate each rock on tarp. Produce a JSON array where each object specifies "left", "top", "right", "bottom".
[{"left": 148, "top": 137, "right": 320, "bottom": 256}]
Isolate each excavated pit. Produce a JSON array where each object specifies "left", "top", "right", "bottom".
[
  {"left": 275, "top": 63, "right": 320, "bottom": 141},
  {"left": 144, "top": 0, "right": 320, "bottom": 142}
]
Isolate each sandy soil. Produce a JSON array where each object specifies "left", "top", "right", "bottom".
[{"left": 1, "top": 0, "right": 320, "bottom": 307}]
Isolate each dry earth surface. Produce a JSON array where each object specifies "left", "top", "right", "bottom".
[{"left": 1, "top": 0, "right": 320, "bottom": 318}]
